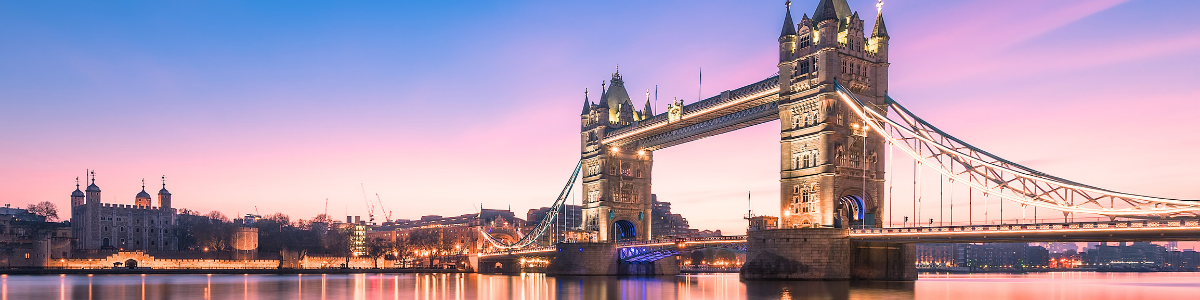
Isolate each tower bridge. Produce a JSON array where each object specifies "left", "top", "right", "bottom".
[{"left": 473, "top": 0, "right": 1200, "bottom": 280}]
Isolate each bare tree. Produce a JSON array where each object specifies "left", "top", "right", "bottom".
[
  {"left": 205, "top": 211, "right": 230, "bottom": 223},
  {"left": 26, "top": 201, "right": 58, "bottom": 221},
  {"left": 366, "top": 238, "right": 391, "bottom": 269},
  {"left": 394, "top": 234, "right": 415, "bottom": 268}
]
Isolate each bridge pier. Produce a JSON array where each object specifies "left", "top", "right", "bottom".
[
  {"left": 741, "top": 228, "right": 914, "bottom": 281},
  {"left": 546, "top": 242, "right": 619, "bottom": 275}
]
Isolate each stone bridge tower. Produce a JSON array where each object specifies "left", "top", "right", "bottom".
[
  {"left": 776, "top": 0, "right": 890, "bottom": 229},
  {"left": 580, "top": 70, "right": 654, "bottom": 242}
]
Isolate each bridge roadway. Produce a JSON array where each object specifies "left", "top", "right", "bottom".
[{"left": 478, "top": 219, "right": 1200, "bottom": 259}]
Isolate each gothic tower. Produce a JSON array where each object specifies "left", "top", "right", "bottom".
[
  {"left": 580, "top": 69, "right": 654, "bottom": 242},
  {"left": 777, "top": 0, "right": 890, "bottom": 229}
]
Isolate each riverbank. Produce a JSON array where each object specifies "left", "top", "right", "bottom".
[{"left": 0, "top": 268, "right": 466, "bottom": 275}]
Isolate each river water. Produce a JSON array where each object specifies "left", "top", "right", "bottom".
[{"left": 2, "top": 272, "right": 1199, "bottom": 300}]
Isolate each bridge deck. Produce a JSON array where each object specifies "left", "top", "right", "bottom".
[
  {"left": 479, "top": 220, "right": 1200, "bottom": 258},
  {"left": 850, "top": 220, "right": 1200, "bottom": 243}
]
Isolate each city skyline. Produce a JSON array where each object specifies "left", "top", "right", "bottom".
[{"left": 3, "top": 0, "right": 1200, "bottom": 235}]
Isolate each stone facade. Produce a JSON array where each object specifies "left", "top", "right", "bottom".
[
  {"left": 580, "top": 73, "right": 655, "bottom": 242},
  {"left": 742, "top": 228, "right": 851, "bottom": 280},
  {"left": 71, "top": 173, "right": 178, "bottom": 251},
  {"left": 776, "top": 0, "right": 889, "bottom": 229}
]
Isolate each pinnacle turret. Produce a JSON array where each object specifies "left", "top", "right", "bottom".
[
  {"left": 780, "top": 1, "right": 797, "bottom": 38},
  {"left": 872, "top": 12, "right": 890, "bottom": 38},
  {"left": 582, "top": 88, "right": 592, "bottom": 115}
]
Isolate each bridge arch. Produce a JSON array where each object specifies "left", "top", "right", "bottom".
[{"left": 612, "top": 220, "right": 637, "bottom": 242}]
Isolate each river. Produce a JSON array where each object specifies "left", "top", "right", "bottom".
[{"left": 2, "top": 272, "right": 1199, "bottom": 299}]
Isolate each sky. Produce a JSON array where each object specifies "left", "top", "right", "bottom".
[{"left": 1, "top": 0, "right": 1199, "bottom": 238}]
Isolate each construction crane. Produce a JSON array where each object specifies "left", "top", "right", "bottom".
[
  {"left": 360, "top": 183, "right": 375, "bottom": 224},
  {"left": 375, "top": 193, "right": 393, "bottom": 223}
]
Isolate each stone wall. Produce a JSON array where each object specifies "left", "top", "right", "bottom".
[
  {"left": 50, "top": 251, "right": 405, "bottom": 270},
  {"left": 849, "top": 241, "right": 917, "bottom": 280},
  {"left": 546, "top": 242, "right": 618, "bottom": 275},
  {"left": 741, "top": 228, "right": 851, "bottom": 280},
  {"left": 62, "top": 251, "right": 277, "bottom": 269},
  {"left": 741, "top": 228, "right": 917, "bottom": 281}
]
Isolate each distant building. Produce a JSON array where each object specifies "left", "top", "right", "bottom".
[
  {"left": 526, "top": 204, "right": 583, "bottom": 231},
  {"left": 916, "top": 243, "right": 961, "bottom": 268},
  {"left": 70, "top": 173, "right": 178, "bottom": 251},
  {"left": 650, "top": 195, "right": 692, "bottom": 238},
  {"left": 915, "top": 243, "right": 1049, "bottom": 270},
  {"left": 1083, "top": 242, "right": 1166, "bottom": 269},
  {"left": 0, "top": 208, "right": 72, "bottom": 267},
  {"left": 1165, "top": 249, "right": 1200, "bottom": 270}
]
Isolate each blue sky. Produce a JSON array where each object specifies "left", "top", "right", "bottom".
[{"left": 2, "top": 0, "right": 1199, "bottom": 236}]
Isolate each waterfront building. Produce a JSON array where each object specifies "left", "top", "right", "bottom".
[
  {"left": 650, "top": 195, "right": 692, "bottom": 238},
  {"left": 70, "top": 173, "right": 178, "bottom": 251},
  {"left": 526, "top": 205, "right": 582, "bottom": 230},
  {"left": 0, "top": 207, "right": 72, "bottom": 267},
  {"left": 1083, "top": 242, "right": 1167, "bottom": 269}
]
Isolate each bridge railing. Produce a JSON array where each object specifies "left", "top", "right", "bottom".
[{"left": 852, "top": 219, "right": 1200, "bottom": 235}]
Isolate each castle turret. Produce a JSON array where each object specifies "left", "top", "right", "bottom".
[
  {"left": 85, "top": 171, "right": 101, "bottom": 205},
  {"left": 158, "top": 175, "right": 172, "bottom": 209},
  {"left": 779, "top": 1, "right": 798, "bottom": 63},
  {"left": 70, "top": 177, "right": 85, "bottom": 207},
  {"left": 869, "top": 9, "right": 890, "bottom": 60},
  {"left": 135, "top": 179, "right": 152, "bottom": 207}
]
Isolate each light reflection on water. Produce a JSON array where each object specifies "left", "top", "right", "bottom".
[{"left": 2, "top": 272, "right": 1200, "bottom": 299}]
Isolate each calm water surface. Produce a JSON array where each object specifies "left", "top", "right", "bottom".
[{"left": 2, "top": 272, "right": 1199, "bottom": 300}]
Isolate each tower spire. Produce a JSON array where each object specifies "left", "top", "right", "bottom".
[
  {"left": 162, "top": 175, "right": 166, "bottom": 189},
  {"left": 780, "top": 1, "right": 797, "bottom": 38},
  {"left": 141, "top": 178, "right": 145, "bottom": 191},
  {"left": 76, "top": 177, "right": 80, "bottom": 189},
  {"left": 872, "top": 1, "right": 890, "bottom": 38},
  {"left": 582, "top": 88, "right": 592, "bottom": 115},
  {"left": 643, "top": 89, "right": 653, "bottom": 117}
]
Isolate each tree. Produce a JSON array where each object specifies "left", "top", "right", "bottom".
[
  {"left": 365, "top": 238, "right": 391, "bottom": 269},
  {"left": 205, "top": 211, "right": 229, "bottom": 223},
  {"left": 393, "top": 234, "right": 415, "bottom": 268},
  {"left": 26, "top": 201, "right": 58, "bottom": 221}
]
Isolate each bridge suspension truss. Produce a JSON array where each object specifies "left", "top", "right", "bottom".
[
  {"left": 834, "top": 83, "right": 1200, "bottom": 221},
  {"left": 478, "top": 160, "right": 582, "bottom": 250}
]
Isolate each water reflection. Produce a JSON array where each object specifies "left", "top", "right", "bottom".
[{"left": 4, "top": 272, "right": 1200, "bottom": 299}]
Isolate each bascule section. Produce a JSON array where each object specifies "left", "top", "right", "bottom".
[{"left": 776, "top": 0, "right": 890, "bottom": 230}]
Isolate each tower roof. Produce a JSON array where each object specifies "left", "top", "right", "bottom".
[
  {"left": 582, "top": 88, "right": 592, "bottom": 115},
  {"left": 136, "top": 179, "right": 151, "bottom": 199},
  {"left": 780, "top": 1, "right": 797, "bottom": 37},
  {"left": 812, "top": 0, "right": 851, "bottom": 25},
  {"left": 72, "top": 177, "right": 84, "bottom": 197},
  {"left": 85, "top": 170, "right": 100, "bottom": 192},
  {"left": 159, "top": 175, "right": 171, "bottom": 195},
  {"left": 872, "top": 13, "right": 890, "bottom": 38},
  {"left": 604, "top": 70, "right": 632, "bottom": 113},
  {"left": 643, "top": 97, "right": 653, "bottom": 117}
]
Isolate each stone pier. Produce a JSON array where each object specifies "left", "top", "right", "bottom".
[
  {"left": 741, "top": 228, "right": 915, "bottom": 280},
  {"left": 546, "top": 242, "right": 619, "bottom": 275}
]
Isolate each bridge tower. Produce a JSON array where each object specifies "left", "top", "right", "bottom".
[
  {"left": 743, "top": 0, "right": 912, "bottom": 281},
  {"left": 580, "top": 70, "right": 654, "bottom": 242},
  {"left": 777, "top": 0, "right": 889, "bottom": 229}
]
